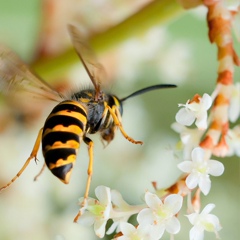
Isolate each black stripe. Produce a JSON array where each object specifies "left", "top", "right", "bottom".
[
  {"left": 44, "top": 148, "right": 76, "bottom": 166},
  {"left": 42, "top": 131, "right": 80, "bottom": 150},
  {"left": 44, "top": 115, "right": 84, "bottom": 131},
  {"left": 51, "top": 102, "right": 87, "bottom": 117},
  {"left": 51, "top": 163, "right": 73, "bottom": 181}
]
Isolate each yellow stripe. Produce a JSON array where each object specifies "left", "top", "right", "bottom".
[
  {"left": 42, "top": 125, "right": 83, "bottom": 137},
  {"left": 48, "top": 154, "right": 76, "bottom": 170},
  {"left": 79, "top": 98, "right": 91, "bottom": 103},
  {"left": 48, "top": 111, "right": 87, "bottom": 124},
  {"left": 44, "top": 140, "right": 80, "bottom": 152}
]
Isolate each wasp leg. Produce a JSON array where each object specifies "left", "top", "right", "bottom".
[
  {"left": 33, "top": 162, "right": 46, "bottom": 181},
  {"left": 0, "top": 128, "right": 43, "bottom": 192},
  {"left": 74, "top": 136, "right": 94, "bottom": 223},
  {"left": 106, "top": 105, "right": 143, "bottom": 145}
]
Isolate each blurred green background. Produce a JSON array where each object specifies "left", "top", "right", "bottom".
[{"left": 0, "top": 0, "right": 239, "bottom": 239}]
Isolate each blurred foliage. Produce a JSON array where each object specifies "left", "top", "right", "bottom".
[
  {"left": 0, "top": 0, "right": 41, "bottom": 60},
  {"left": 0, "top": 0, "right": 239, "bottom": 240}
]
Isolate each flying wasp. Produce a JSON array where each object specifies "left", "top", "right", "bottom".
[{"left": 0, "top": 25, "right": 176, "bottom": 221}]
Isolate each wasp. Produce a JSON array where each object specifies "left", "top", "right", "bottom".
[{"left": 0, "top": 24, "right": 176, "bottom": 221}]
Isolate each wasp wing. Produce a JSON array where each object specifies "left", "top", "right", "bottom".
[
  {"left": 0, "top": 44, "right": 63, "bottom": 102},
  {"left": 68, "top": 24, "right": 107, "bottom": 99}
]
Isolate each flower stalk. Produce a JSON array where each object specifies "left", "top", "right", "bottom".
[
  {"left": 200, "top": 0, "right": 240, "bottom": 156},
  {"left": 32, "top": 0, "right": 182, "bottom": 81}
]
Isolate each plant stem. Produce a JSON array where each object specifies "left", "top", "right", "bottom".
[{"left": 33, "top": 0, "right": 182, "bottom": 81}]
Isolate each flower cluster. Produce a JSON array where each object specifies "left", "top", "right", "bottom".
[
  {"left": 75, "top": 1, "right": 240, "bottom": 239},
  {"left": 175, "top": 93, "right": 212, "bottom": 130},
  {"left": 76, "top": 186, "right": 184, "bottom": 239},
  {"left": 171, "top": 90, "right": 224, "bottom": 239},
  {"left": 186, "top": 203, "right": 222, "bottom": 240},
  {"left": 76, "top": 185, "right": 222, "bottom": 240},
  {"left": 178, "top": 147, "right": 224, "bottom": 196},
  {"left": 170, "top": 1, "right": 240, "bottom": 239},
  {"left": 172, "top": 93, "right": 212, "bottom": 159},
  {"left": 76, "top": 186, "right": 142, "bottom": 238}
]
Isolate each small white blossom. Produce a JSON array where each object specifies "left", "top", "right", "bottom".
[
  {"left": 77, "top": 186, "right": 112, "bottom": 238},
  {"left": 186, "top": 203, "right": 222, "bottom": 240},
  {"left": 229, "top": 83, "right": 240, "bottom": 122},
  {"left": 176, "top": 93, "right": 212, "bottom": 130},
  {"left": 115, "top": 222, "right": 159, "bottom": 240},
  {"left": 107, "top": 189, "right": 145, "bottom": 235},
  {"left": 137, "top": 192, "right": 183, "bottom": 239},
  {"left": 171, "top": 122, "right": 204, "bottom": 159},
  {"left": 178, "top": 147, "right": 224, "bottom": 195},
  {"left": 226, "top": 125, "right": 240, "bottom": 156}
]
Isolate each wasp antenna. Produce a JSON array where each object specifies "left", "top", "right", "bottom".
[{"left": 120, "top": 84, "right": 177, "bottom": 102}]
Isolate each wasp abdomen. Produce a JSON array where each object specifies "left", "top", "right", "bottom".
[{"left": 42, "top": 101, "right": 87, "bottom": 184}]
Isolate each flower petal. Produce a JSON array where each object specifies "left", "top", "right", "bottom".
[
  {"left": 171, "top": 122, "right": 185, "bottom": 133},
  {"left": 208, "top": 160, "right": 224, "bottom": 176},
  {"left": 201, "top": 203, "right": 215, "bottom": 215},
  {"left": 145, "top": 191, "right": 162, "bottom": 210},
  {"left": 191, "top": 147, "right": 204, "bottom": 163},
  {"left": 164, "top": 194, "right": 183, "bottom": 214},
  {"left": 150, "top": 224, "right": 165, "bottom": 239},
  {"left": 187, "top": 102, "right": 200, "bottom": 112},
  {"left": 95, "top": 186, "right": 111, "bottom": 205},
  {"left": 189, "top": 225, "right": 204, "bottom": 240},
  {"left": 201, "top": 93, "right": 212, "bottom": 110},
  {"left": 77, "top": 211, "right": 95, "bottom": 226},
  {"left": 199, "top": 175, "right": 211, "bottom": 195},
  {"left": 186, "top": 213, "right": 198, "bottom": 225},
  {"left": 178, "top": 161, "right": 192, "bottom": 173},
  {"left": 204, "top": 214, "right": 222, "bottom": 232},
  {"left": 137, "top": 208, "right": 154, "bottom": 225},
  {"left": 111, "top": 190, "right": 127, "bottom": 208},
  {"left": 166, "top": 216, "right": 181, "bottom": 234},
  {"left": 229, "top": 83, "right": 240, "bottom": 122},
  {"left": 176, "top": 108, "right": 195, "bottom": 126},
  {"left": 195, "top": 112, "right": 208, "bottom": 130},
  {"left": 186, "top": 173, "right": 199, "bottom": 189},
  {"left": 106, "top": 222, "right": 119, "bottom": 235},
  {"left": 94, "top": 219, "right": 108, "bottom": 238},
  {"left": 120, "top": 222, "right": 136, "bottom": 236}
]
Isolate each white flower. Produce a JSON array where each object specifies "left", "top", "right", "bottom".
[
  {"left": 176, "top": 93, "right": 212, "bottom": 130},
  {"left": 171, "top": 122, "right": 204, "bottom": 159},
  {"left": 107, "top": 189, "right": 145, "bottom": 235},
  {"left": 178, "top": 147, "right": 224, "bottom": 195},
  {"left": 186, "top": 203, "right": 222, "bottom": 240},
  {"left": 226, "top": 125, "right": 240, "bottom": 156},
  {"left": 137, "top": 192, "right": 183, "bottom": 239},
  {"left": 77, "top": 186, "right": 112, "bottom": 238},
  {"left": 115, "top": 222, "right": 159, "bottom": 240},
  {"left": 229, "top": 83, "right": 240, "bottom": 122}
]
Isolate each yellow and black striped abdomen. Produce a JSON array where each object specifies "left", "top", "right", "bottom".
[{"left": 42, "top": 100, "right": 87, "bottom": 184}]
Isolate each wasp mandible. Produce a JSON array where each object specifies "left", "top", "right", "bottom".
[{"left": 0, "top": 24, "right": 176, "bottom": 222}]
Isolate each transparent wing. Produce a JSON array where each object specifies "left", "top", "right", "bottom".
[
  {"left": 68, "top": 24, "right": 107, "bottom": 99},
  {"left": 0, "top": 44, "right": 63, "bottom": 102}
]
